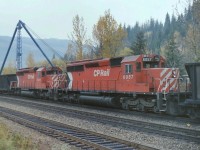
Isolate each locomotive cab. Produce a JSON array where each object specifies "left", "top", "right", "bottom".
[
  {"left": 120, "top": 54, "right": 168, "bottom": 93},
  {"left": 36, "top": 66, "right": 65, "bottom": 89},
  {"left": 36, "top": 67, "right": 62, "bottom": 79},
  {"left": 142, "top": 54, "right": 165, "bottom": 68},
  {"left": 120, "top": 54, "right": 180, "bottom": 113}
]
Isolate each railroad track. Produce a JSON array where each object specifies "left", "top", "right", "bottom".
[
  {"left": 0, "top": 106, "right": 155, "bottom": 150},
  {"left": 0, "top": 96, "right": 200, "bottom": 144},
  {"left": 1, "top": 94, "right": 199, "bottom": 125}
]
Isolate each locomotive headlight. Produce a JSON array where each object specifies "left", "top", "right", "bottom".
[{"left": 172, "top": 69, "right": 176, "bottom": 78}]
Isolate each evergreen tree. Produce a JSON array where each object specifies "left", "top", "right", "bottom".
[
  {"left": 130, "top": 31, "right": 147, "bottom": 55},
  {"left": 164, "top": 35, "right": 181, "bottom": 68},
  {"left": 185, "top": 5, "right": 192, "bottom": 23},
  {"left": 123, "top": 0, "right": 198, "bottom": 63},
  {"left": 170, "top": 14, "right": 176, "bottom": 34},
  {"left": 164, "top": 13, "right": 171, "bottom": 39},
  {"left": 176, "top": 14, "right": 186, "bottom": 36}
]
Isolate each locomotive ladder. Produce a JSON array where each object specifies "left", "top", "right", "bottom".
[
  {"left": 155, "top": 78, "right": 167, "bottom": 112},
  {"left": 160, "top": 90, "right": 167, "bottom": 112}
]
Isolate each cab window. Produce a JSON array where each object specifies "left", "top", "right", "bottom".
[
  {"left": 143, "top": 62, "right": 159, "bottom": 68},
  {"left": 42, "top": 71, "right": 46, "bottom": 77},
  {"left": 38, "top": 72, "right": 41, "bottom": 78},
  {"left": 125, "top": 64, "right": 132, "bottom": 74}
]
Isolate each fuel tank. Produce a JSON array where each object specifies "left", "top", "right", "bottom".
[{"left": 79, "top": 95, "right": 120, "bottom": 107}]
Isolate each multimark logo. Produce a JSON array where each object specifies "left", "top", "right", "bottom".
[
  {"left": 94, "top": 69, "right": 110, "bottom": 77},
  {"left": 27, "top": 74, "right": 34, "bottom": 79}
]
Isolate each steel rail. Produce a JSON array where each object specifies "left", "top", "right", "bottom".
[{"left": 0, "top": 106, "right": 156, "bottom": 150}]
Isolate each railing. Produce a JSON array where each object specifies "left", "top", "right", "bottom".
[{"left": 154, "top": 78, "right": 162, "bottom": 92}]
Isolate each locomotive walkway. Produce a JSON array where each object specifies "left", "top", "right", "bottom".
[
  {"left": 0, "top": 106, "right": 156, "bottom": 150},
  {"left": 0, "top": 95, "right": 200, "bottom": 144}
]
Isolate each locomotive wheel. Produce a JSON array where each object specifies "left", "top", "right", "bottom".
[
  {"left": 122, "top": 101, "right": 129, "bottom": 110},
  {"left": 53, "top": 94, "right": 58, "bottom": 101},
  {"left": 136, "top": 103, "right": 144, "bottom": 111},
  {"left": 153, "top": 106, "right": 158, "bottom": 113},
  {"left": 43, "top": 92, "right": 48, "bottom": 99},
  {"left": 188, "top": 108, "right": 199, "bottom": 119}
]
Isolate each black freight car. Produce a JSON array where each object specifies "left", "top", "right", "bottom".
[
  {"left": 184, "top": 63, "right": 200, "bottom": 118},
  {"left": 0, "top": 74, "right": 17, "bottom": 92}
]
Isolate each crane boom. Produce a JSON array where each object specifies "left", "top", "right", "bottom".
[
  {"left": 0, "top": 20, "right": 54, "bottom": 75},
  {"left": 19, "top": 20, "right": 54, "bottom": 67},
  {"left": 0, "top": 28, "right": 17, "bottom": 75}
]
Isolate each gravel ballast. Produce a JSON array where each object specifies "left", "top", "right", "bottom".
[
  {"left": 2, "top": 96, "right": 199, "bottom": 130},
  {"left": 0, "top": 97, "right": 200, "bottom": 150}
]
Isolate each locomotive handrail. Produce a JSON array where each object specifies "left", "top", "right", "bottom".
[{"left": 154, "top": 78, "right": 162, "bottom": 92}]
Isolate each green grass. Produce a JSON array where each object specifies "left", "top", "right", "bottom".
[{"left": 0, "top": 123, "right": 37, "bottom": 150}]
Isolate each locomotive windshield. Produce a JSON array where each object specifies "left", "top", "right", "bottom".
[
  {"left": 142, "top": 55, "right": 163, "bottom": 68},
  {"left": 46, "top": 67, "right": 62, "bottom": 75},
  {"left": 143, "top": 62, "right": 159, "bottom": 68}
]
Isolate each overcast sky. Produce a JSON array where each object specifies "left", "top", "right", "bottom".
[{"left": 0, "top": 0, "right": 186, "bottom": 39}]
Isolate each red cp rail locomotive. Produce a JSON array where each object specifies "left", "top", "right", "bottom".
[{"left": 65, "top": 54, "right": 180, "bottom": 113}]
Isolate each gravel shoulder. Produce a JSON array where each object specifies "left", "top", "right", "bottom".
[{"left": 0, "top": 97, "right": 200, "bottom": 150}]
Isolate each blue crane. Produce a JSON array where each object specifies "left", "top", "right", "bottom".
[{"left": 0, "top": 20, "right": 54, "bottom": 75}]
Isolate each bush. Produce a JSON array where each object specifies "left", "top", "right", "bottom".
[{"left": 0, "top": 123, "right": 37, "bottom": 150}]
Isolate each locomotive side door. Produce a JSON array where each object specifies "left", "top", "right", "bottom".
[
  {"left": 35, "top": 67, "right": 46, "bottom": 89},
  {"left": 120, "top": 62, "right": 135, "bottom": 92}
]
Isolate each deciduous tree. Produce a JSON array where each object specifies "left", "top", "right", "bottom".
[
  {"left": 2, "top": 61, "right": 16, "bottom": 74},
  {"left": 70, "top": 15, "right": 87, "bottom": 60},
  {"left": 52, "top": 58, "right": 66, "bottom": 71},
  {"left": 93, "top": 10, "right": 126, "bottom": 58},
  {"left": 64, "top": 43, "right": 75, "bottom": 61},
  {"left": 26, "top": 52, "right": 35, "bottom": 67},
  {"left": 187, "top": 0, "right": 200, "bottom": 62}
]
